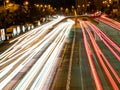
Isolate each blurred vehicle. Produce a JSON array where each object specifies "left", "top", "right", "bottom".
[{"left": 91, "top": 11, "right": 101, "bottom": 18}]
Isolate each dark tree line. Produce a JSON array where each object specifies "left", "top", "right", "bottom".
[{"left": 0, "top": 3, "right": 55, "bottom": 29}]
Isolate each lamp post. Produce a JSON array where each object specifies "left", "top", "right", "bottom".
[
  {"left": 4, "top": 0, "right": 9, "bottom": 9},
  {"left": 23, "top": 1, "right": 29, "bottom": 13},
  {"left": 24, "top": 1, "right": 29, "bottom": 6},
  {"left": 3, "top": 0, "right": 10, "bottom": 40}
]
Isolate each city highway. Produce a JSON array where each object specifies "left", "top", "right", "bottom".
[
  {"left": 80, "top": 21, "right": 120, "bottom": 89},
  {"left": 0, "top": 16, "right": 75, "bottom": 89},
  {"left": 51, "top": 17, "right": 120, "bottom": 90},
  {"left": 0, "top": 16, "right": 120, "bottom": 90}
]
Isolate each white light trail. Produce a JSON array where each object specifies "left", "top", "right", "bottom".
[
  {"left": 0, "top": 17, "right": 75, "bottom": 89},
  {"left": 15, "top": 21, "right": 74, "bottom": 90}
]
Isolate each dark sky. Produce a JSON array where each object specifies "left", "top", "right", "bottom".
[
  {"left": 34, "top": 0, "right": 75, "bottom": 8},
  {"left": 0, "top": 0, "right": 75, "bottom": 8},
  {"left": 15, "top": 0, "right": 75, "bottom": 8}
]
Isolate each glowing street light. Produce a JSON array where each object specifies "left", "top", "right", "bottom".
[
  {"left": 24, "top": 1, "right": 29, "bottom": 6},
  {"left": 82, "top": 4, "right": 85, "bottom": 7},
  {"left": 4, "top": 0, "right": 10, "bottom": 8},
  {"left": 40, "top": 4, "right": 43, "bottom": 8},
  {"left": 77, "top": 5, "right": 80, "bottom": 8},
  {"left": 6, "top": 0, "right": 9, "bottom": 3}
]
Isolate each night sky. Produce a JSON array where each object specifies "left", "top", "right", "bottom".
[
  {"left": 34, "top": 0, "right": 75, "bottom": 8},
  {"left": 0, "top": 0, "right": 75, "bottom": 9},
  {"left": 14, "top": 0, "right": 75, "bottom": 8}
]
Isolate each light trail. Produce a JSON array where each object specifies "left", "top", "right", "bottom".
[
  {"left": 86, "top": 22, "right": 120, "bottom": 61},
  {"left": 86, "top": 22, "right": 120, "bottom": 83},
  {"left": 80, "top": 21, "right": 103, "bottom": 90},
  {"left": 11, "top": 21, "right": 74, "bottom": 90},
  {"left": 30, "top": 23, "right": 74, "bottom": 90},
  {"left": 0, "top": 18, "right": 66, "bottom": 64},
  {"left": 0, "top": 16, "right": 65, "bottom": 60},
  {"left": 96, "top": 17, "right": 120, "bottom": 31},
  {"left": 8, "top": 16, "right": 65, "bottom": 44},
  {"left": 0, "top": 22, "right": 64, "bottom": 67},
  {"left": 0, "top": 17, "right": 72, "bottom": 89},
  {"left": 0, "top": 22, "right": 67, "bottom": 75},
  {"left": 101, "top": 15, "right": 120, "bottom": 26},
  {"left": 81, "top": 21, "right": 119, "bottom": 89}
]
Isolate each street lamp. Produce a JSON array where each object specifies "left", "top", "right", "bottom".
[
  {"left": 24, "top": 1, "right": 29, "bottom": 6},
  {"left": 4, "top": 0, "right": 10, "bottom": 8},
  {"left": 40, "top": 4, "right": 43, "bottom": 8},
  {"left": 23, "top": 1, "right": 29, "bottom": 11},
  {"left": 6, "top": 0, "right": 9, "bottom": 3},
  {"left": 3, "top": 0, "right": 10, "bottom": 40}
]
